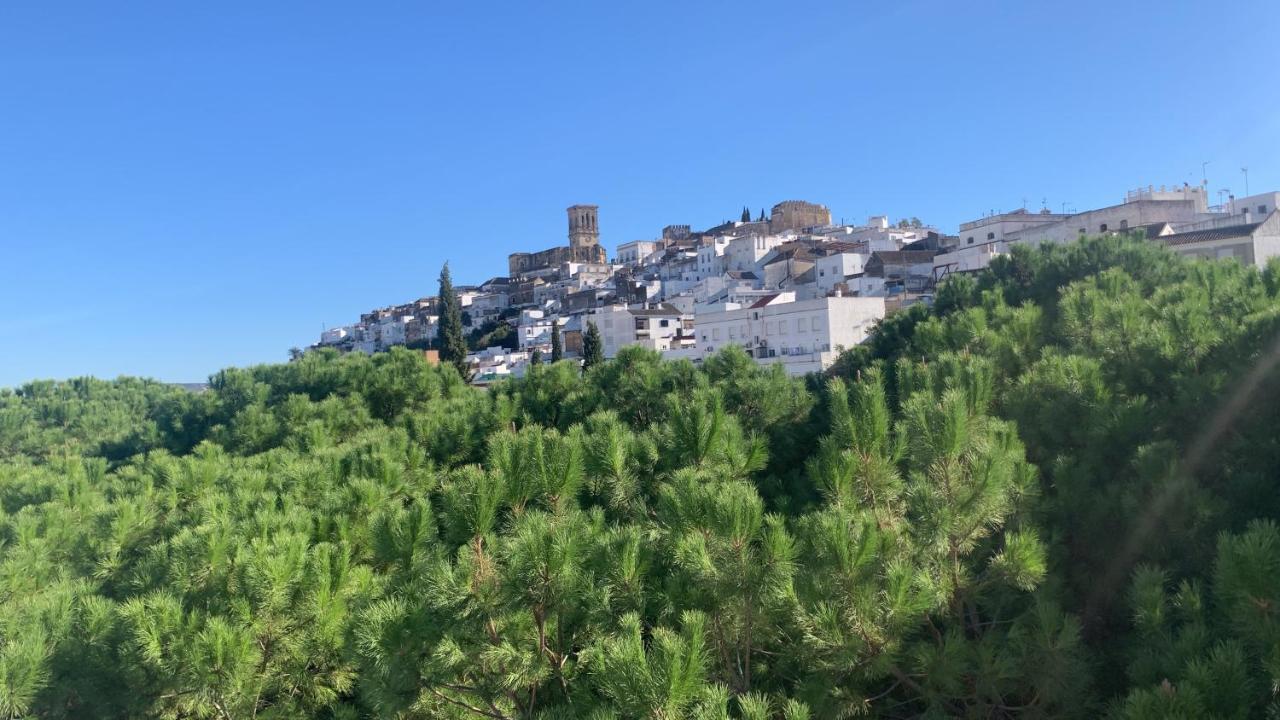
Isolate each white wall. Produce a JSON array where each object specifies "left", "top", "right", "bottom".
[
  {"left": 694, "top": 296, "right": 885, "bottom": 376},
  {"left": 814, "top": 252, "right": 866, "bottom": 295},
  {"left": 725, "top": 235, "right": 784, "bottom": 272}
]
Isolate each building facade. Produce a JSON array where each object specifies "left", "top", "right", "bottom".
[{"left": 695, "top": 295, "right": 885, "bottom": 376}]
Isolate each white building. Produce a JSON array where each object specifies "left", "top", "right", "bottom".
[
  {"left": 590, "top": 303, "right": 693, "bottom": 358},
  {"left": 319, "top": 327, "right": 350, "bottom": 345},
  {"left": 957, "top": 208, "right": 1065, "bottom": 249},
  {"left": 724, "top": 234, "right": 787, "bottom": 272},
  {"left": 933, "top": 242, "right": 1005, "bottom": 278},
  {"left": 812, "top": 248, "right": 867, "bottom": 296},
  {"left": 616, "top": 240, "right": 659, "bottom": 267},
  {"left": 518, "top": 309, "right": 554, "bottom": 350},
  {"left": 1159, "top": 210, "right": 1280, "bottom": 268},
  {"left": 468, "top": 348, "right": 534, "bottom": 387},
  {"left": 696, "top": 237, "right": 730, "bottom": 277},
  {"left": 961, "top": 185, "right": 1211, "bottom": 249},
  {"left": 694, "top": 295, "right": 886, "bottom": 376}
]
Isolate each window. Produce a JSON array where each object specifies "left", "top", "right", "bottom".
[
  {"left": 1260, "top": 205, "right": 1268, "bottom": 214},
  {"left": 1078, "top": 228, "right": 1086, "bottom": 234},
  {"left": 987, "top": 232, "right": 995, "bottom": 240},
  {"left": 660, "top": 319, "right": 669, "bottom": 328},
  {"left": 1120, "top": 219, "right": 1129, "bottom": 230},
  {"left": 712, "top": 328, "right": 721, "bottom": 341},
  {"left": 811, "top": 317, "right": 820, "bottom": 331},
  {"left": 966, "top": 236, "right": 974, "bottom": 244},
  {"left": 1100, "top": 223, "right": 1108, "bottom": 232}
]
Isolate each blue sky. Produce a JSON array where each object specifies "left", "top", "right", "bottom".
[{"left": 2, "top": 0, "right": 1277, "bottom": 386}]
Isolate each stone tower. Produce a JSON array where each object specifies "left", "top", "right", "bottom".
[{"left": 567, "top": 204, "right": 600, "bottom": 252}]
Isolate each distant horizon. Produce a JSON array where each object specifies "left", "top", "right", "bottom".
[{"left": 4, "top": 0, "right": 1277, "bottom": 386}]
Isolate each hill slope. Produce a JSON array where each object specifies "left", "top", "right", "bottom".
[{"left": 3, "top": 236, "right": 1280, "bottom": 718}]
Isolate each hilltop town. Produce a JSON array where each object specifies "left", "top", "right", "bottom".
[{"left": 309, "top": 186, "right": 1280, "bottom": 382}]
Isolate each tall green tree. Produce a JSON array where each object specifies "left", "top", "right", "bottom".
[
  {"left": 741, "top": 206, "right": 751, "bottom": 223},
  {"left": 436, "top": 262, "right": 468, "bottom": 377},
  {"left": 550, "top": 320, "right": 563, "bottom": 362},
  {"left": 582, "top": 321, "right": 604, "bottom": 371}
]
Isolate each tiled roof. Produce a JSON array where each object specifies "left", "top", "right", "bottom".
[
  {"left": 748, "top": 294, "right": 781, "bottom": 309},
  {"left": 630, "top": 303, "right": 684, "bottom": 317},
  {"left": 1161, "top": 223, "right": 1260, "bottom": 247},
  {"left": 872, "top": 250, "right": 936, "bottom": 264},
  {"left": 821, "top": 241, "right": 867, "bottom": 255}
]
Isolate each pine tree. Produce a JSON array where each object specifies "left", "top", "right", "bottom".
[
  {"left": 436, "top": 262, "right": 468, "bottom": 377},
  {"left": 530, "top": 348, "right": 543, "bottom": 365},
  {"left": 550, "top": 321, "right": 563, "bottom": 362},
  {"left": 582, "top": 321, "right": 603, "bottom": 371}
]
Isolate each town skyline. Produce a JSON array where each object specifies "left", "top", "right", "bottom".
[{"left": 3, "top": 0, "right": 1278, "bottom": 385}]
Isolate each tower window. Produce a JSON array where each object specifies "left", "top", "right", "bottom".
[{"left": 1100, "top": 223, "right": 1108, "bottom": 232}]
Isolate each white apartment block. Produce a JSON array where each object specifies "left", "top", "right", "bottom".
[
  {"left": 590, "top": 304, "right": 693, "bottom": 358},
  {"left": 695, "top": 295, "right": 886, "bottom": 376}
]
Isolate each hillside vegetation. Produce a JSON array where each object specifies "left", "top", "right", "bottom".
[{"left": 3, "top": 236, "right": 1280, "bottom": 719}]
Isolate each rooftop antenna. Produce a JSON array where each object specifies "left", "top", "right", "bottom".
[
  {"left": 1218, "top": 188, "right": 1230, "bottom": 208},
  {"left": 1202, "top": 161, "right": 1210, "bottom": 187},
  {"left": 1041, "top": 197, "right": 1048, "bottom": 211},
  {"left": 1242, "top": 167, "right": 1250, "bottom": 196}
]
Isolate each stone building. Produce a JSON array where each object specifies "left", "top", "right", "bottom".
[
  {"left": 509, "top": 204, "right": 609, "bottom": 276},
  {"left": 769, "top": 200, "right": 832, "bottom": 234}
]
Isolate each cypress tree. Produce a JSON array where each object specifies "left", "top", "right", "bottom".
[
  {"left": 436, "top": 262, "right": 468, "bottom": 377},
  {"left": 758, "top": 207, "right": 766, "bottom": 222},
  {"left": 582, "top": 321, "right": 603, "bottom": 371},
  {"left": 741, "top": 206, "right": 751, "bottom": 223},
  {"left": 550, "top": 320, "right": 563, "bottom": 362}
]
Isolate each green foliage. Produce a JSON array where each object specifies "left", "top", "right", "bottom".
[
  {"left": 550, "top": 321, "right": 563, "bottom": 363},
  {"left": 583, "top": 321, "right": 604, "bottom": 371},
  {"left": 438, "top": 262, "right": 470, "bottom": 376},
  {"left": 4, "top": 234, "right": 1280, "bottom": 716}
]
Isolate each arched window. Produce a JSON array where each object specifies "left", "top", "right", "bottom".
[
  {"left": 1100, "top": 223, "right": 1108, "bottom": 232},
  {"left": 1120, "top": 219, "right": 1128, "bottom": 230}
]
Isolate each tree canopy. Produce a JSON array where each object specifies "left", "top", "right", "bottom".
[{"left": 437, "top": 262, "right": 469, "bottom": 376}]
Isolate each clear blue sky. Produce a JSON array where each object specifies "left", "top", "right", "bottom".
[{"left": 2, "top": 0, "right": 1277, "bottom": 386}]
